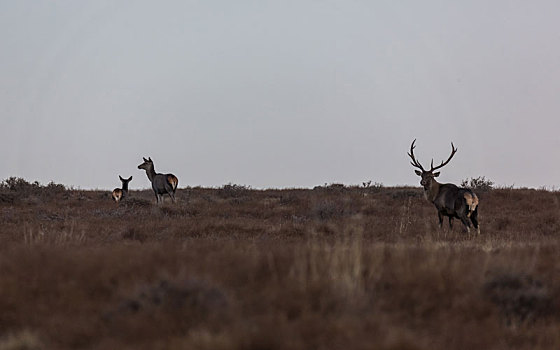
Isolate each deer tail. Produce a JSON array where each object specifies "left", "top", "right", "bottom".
[
  {"left": 167, "top": 175, "right": 178, "bottom": 191},
  {"left": 112, "top": 189, "right": 122, "bottom": 203},
  {"left": 463, "top": 191, "right": 479, "bottom": 217}
]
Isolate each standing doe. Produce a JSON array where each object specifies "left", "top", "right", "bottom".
[
  {"left": 137, "top": 157, "right": 178, "bottom": 204},
  {"left": 112, "top": 176, "right": 132, "bottom": 203},
  {"left": 408, "top": 139, "right": 480, "bottom": 234}
]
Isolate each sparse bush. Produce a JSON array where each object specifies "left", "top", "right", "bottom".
[
  {"left": 362, "top": 180, "right": 383, "bottom": 189},
  {"left": 461, "top": 176, "right": 494, "bottom": 192},
  {"left": 0, "top": 177, "right": 66, "bottom": 201},
  {"left": 313, "top": 183, "right": 346, "bottom": 193},
  {"left": 0, "top": 177, "right": 40, "bottom": 193},
  {"left": 217, "top": 183, "right": 251, "bottom": 199},
  {"left": 325, "top": 183, "right": 345, "bottom": 190},
  {"left": 44, "top": 181, "right": 66, "bottom": 194}
]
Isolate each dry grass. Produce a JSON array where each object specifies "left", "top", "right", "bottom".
[{"left": 0, "top": 183, "right": 559, "bottom": 349}]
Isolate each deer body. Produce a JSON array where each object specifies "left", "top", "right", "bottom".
[
  {"left": 112, "top": 176, "right": 132, "bottom": 203},
  {"left": 424, "top": 179, "right": 479, "bottom": 231},
  {"left": 138, "top": 157, "right": 178, "bottom": 204},
  {"left": 408, "top": 140, "right": 480, "bottom": 234}
]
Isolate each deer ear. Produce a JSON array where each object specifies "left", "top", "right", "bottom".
[
  {"left": 143, "top": 157, "right": 148, "bottom": 162},
  {"left": 433, "top": 172, "right": 440, "bottom": 177},
  {"left": 119, "top": 175, "right": 124, "bottom": 181},
  {"left": 148, "top": 157, "right": 152, "bottom": 162},
  {"left": 415, "top": 170, "right": 422, "bottom": 176},
  {"left": 128, "top": 176, "right": 132, "bottom": 181}
]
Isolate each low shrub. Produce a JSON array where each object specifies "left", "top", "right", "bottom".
[
  {"left": 0, "top": 177, "right": 67, "bottom": 201},
  {"left": 461, "top": 176, "right": 494, "bottom": 192}
]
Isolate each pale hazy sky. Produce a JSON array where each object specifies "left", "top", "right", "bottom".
[{"left": 2, "top": 1, "right": 560, "bottom": 190}]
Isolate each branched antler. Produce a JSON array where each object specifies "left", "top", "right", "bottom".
[
  {"left": 408, "top": 140, "right": 458, "bottom": 173},
  {"left": 408, "top": 139, "right": 425, "bottom": 171},
  {"left": 430, "top": 142, "right": 457, "bottom": 172}
]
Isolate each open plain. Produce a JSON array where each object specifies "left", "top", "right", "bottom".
[{"left": 0, "top": 179, "right": 559, "bottom": 349}]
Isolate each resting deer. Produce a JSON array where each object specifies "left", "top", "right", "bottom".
[
  {"left": 112, "top": 176, "right": 132, "bottom": 203},
  {"left": 408, "top": 139, "right": 480, "bottom": 234},
  {"left": 137, "top": 157, "right": 178, "bottom": 204}
]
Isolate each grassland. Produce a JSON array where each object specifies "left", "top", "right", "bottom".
[{"left": 0, "top": 180, "right": 559, "bottom": 349}]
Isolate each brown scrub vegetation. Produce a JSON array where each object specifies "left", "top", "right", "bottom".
[{"left": 0, "top": 178, "right": 559, "bottom": 349}]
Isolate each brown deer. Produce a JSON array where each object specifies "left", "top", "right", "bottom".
[
  {"left": 112, "top": 176, "right": 132, "bottom": 203},
  {"left": 137, "top": 157, "right": 178, "bottom": 204},
  {"left": 408, "top": 139, "right": 480, "bottom": 234}
]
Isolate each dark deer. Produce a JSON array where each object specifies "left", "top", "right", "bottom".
[
  {"left": 137, "top": 157, "right": 178, "bottom": 204},
  {"left": 408, "top": 139, "right": 480, "bottom": 234},
  {"left": 112, "top": 175, "right": 132, "bottom": 203}
]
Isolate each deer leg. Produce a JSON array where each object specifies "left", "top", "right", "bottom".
[
  {"left": 157, "top": 193, "right": 164, "bottom": 204},
  {"left": 164, "top": 184, "right": 176, "bottom": 203},
  {"left": 448, "top": 217, "right": 454, "bottom": 231},
  {"left": 438, "top": 212, "right": 444, "bottom": 229},
  {"left": 470, "top": 209, "right": 480, "bottom": 235},
  {"left": 459, "top": 214, "right": 471, "bottom": 234}
]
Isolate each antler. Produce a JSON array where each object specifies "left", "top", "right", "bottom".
[
  {"left": 430, "top": 142, "right": 457, "bottom": 172},
  {"left": 407, "top": 139, "right": 425, "bottom": 171}
]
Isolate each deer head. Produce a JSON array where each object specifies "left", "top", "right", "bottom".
[
  {"left": 137, "top": 157, "right": 153, "bottom": 171},
  {"left": 119, "top": 175, "right": 133, "bottom": 183},
  {"left": 408, "top": 139, "right": 457, "bottom": 190}
]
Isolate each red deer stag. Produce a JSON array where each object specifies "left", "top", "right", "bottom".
[{"left": 408, "top": 139, "right": 480, "bottom": 234}]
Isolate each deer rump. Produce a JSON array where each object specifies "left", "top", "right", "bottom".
[
  {"left": 150, "top": 174, "right": 176, "bottom": 195},
  {"left": 166, "top": 175, "right": 178, "bottom": 191},
  {"left": 435, "top": 184, "right": 479, "bottom": 219},
  {"left": 112, "top": 189, "right": 123, "bottom": 202}
]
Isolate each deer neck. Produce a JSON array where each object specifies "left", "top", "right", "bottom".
[
  {"left": 424, "top": 180, "right": 441, "bottom": 202},
  {"left": 144, "top": 165, "right": 157, "bottom": 183},
  {"left": 122, "top": 182, "right": 129, "bottom": 193}
]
